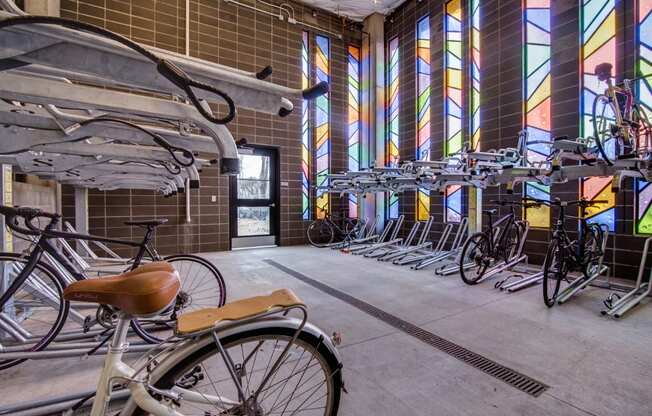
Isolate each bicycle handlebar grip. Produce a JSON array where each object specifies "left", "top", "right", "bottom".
[
  {"left": 302, "top": 81, "right": 329, "bottom": 100},
  {"left": 256, "top": 65, "right": 273, "bottom": 80}
]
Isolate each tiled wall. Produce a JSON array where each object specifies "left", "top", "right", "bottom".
[
  {"left": 60, "top": 0, "right": 361, "bottom": 256},
  {"left": 386, "top": 0, "right": 646, "bottom": 279}
]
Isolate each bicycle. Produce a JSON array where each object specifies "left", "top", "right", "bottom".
[
  {"left": 60, "top": 269, "right": 342, "bottom": 415},
  {"left": 306, "top": 211, "right": 363, "bottom": 248},
  {"left": 459, "top": 200, "right": 533, "bottom": 285},
  {"left": 591, "top": 62, "right": 652, "bottom": 165},
  {"left": 540, "top": 198, "right": 606, "bottom": 307},
  {"left": 0, "top": 206, "right": 226, "bottom": 370}
]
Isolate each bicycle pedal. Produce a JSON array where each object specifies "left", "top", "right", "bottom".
[{"left": 331, "top": 331, "right": 342, "bottom": 346}]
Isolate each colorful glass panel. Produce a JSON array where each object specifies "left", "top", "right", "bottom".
[
  {"left": 348, "top": 45, "right": 361, "bottom": 218},
  {"left": 315, "top": 35, "right": 330, "bottom": 219},
  {"left": 301, "top": 31, "right": 311, "bottom": 220},
  {"left": 388, "top": 36, "right": 400, "bottom": 218},
  {"left": 416, "top": 16, "right": 431, "bottom": 221},
  {"left": 470, "top": 0, "right": 480, "bottom": 151},
  {"left": 635, "top": 0, "right": 652, "bottom": 234},
  {"left": 523, "top": 0, "right": 551, "bottom": 228},
  {"left": 580, "top": 0, "right": 616, "bottom": 231},
  {"left": 445, "top": 0, "right": 463, "bottom": 223}
]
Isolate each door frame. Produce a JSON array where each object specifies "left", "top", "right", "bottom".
[{"left": 229, "top": 145, "right": 280, "bottom": 249}]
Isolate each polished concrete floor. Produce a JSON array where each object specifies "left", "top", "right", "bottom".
[{"left": 2, "top": 245, "right": 652, "bottom": 415}]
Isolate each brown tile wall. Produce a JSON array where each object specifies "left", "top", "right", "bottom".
[
  {"left": 386, "top": 0, "right": 645, "bottom": 279},
  {"left": 60, "top": 0, "right": 361, "bottom": 256}
]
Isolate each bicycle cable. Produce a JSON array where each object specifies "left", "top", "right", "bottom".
[{"left": 0, "top": 15, "right": 236, "bottom": 124}]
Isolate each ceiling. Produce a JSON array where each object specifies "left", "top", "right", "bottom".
[{"left": 302, "top": 0, "right": 408, "bottom": 21}]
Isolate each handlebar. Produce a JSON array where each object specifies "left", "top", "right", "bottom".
[{"left": 0, "top": 205, "right": 61, "bottom": 236}]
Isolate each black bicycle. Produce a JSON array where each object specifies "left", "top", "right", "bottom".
[
  {"left": 541, "top": 198, "right": 606, "bottom": 307},
  {"left": 459, "top": 200, "right": 533, "bottom": 285},
  {"left": 0, "top": 206, "right": 226, "bottom": 370},
  {"left": 306, "top": 211, "right": 363, "bottom": 247}
]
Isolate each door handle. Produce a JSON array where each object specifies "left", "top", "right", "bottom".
[{"left": 269, "top": 203, "right": 276, "bottom": 207}]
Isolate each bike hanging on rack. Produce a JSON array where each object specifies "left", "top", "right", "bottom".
[
  {"left": 459, "top": 200, "right": 534, "bottom": 285},
  {"left": 591, "top": 62, "right": 652, "bottom": 164},
  {"left": 0, "top": 206, "right": 226, "bottom": 370},
  {"left": 540, "top": 198, "right": 606, "bottom": 307},
  {"left": 306, "top": 210, "right": 363, "bottom": 248}
]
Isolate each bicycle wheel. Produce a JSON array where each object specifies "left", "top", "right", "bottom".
[
  {"left": 632, "top": 105, "right": 652, "bottom": 156},
  {"left": 542, "top": 239, "right": 567, "bottom": 307},
  {"left": 132, "top": 325, "right": 342, "bottom": 416},
  {"left": 592, "top": 93, "right": 620, "bottom": 164},
  {"left": 132, "top": 255, "right": 226, "bottom": 343},
  {"left": 502, "top": 221, "right": 523, "bottom": 262},
  {"left": 459, "top": 232, "right": 491, "bottom": 285},
  {"left": 582, "top": 223, "right": 604, "bottom": 277},
  {"left": 307, "top": 220, "right": 335, "bottom": 247},
  {"left": 0, "top": 253, "right": 69, "bottom": 370}
]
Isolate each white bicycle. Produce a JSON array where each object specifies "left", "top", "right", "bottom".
[{"left": 60, "top": 264, "right": 343, "bottom": 415}]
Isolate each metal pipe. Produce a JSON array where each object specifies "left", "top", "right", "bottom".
[{"left": 0, "top": 389, "right": 129, "bottom": 416}]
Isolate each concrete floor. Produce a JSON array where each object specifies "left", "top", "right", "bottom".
[{"left": 2, "top": 245, "right": 652, "bottom": 415}]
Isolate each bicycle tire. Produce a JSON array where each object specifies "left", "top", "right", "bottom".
[
  {"left": 502, "top": 221, "right": 524, "bottom": 262},
  {"left": 0, "top": 252, "right": 70, "bottom": 370},
  {"left": 542, "top": 239, "right": 566, "bottom": 307},
  {"left": 632, "top": 104, "right": 652, "bottom": 155},
  {"left": 307, "top": 220, "right": 335, "bottom": 247},
  {"left": 459, "top": 232, "right": 491, "bottom": 285},
  {"left": 130, "top": 325, "right": 342, "bottom": 415},
  {"left": 131, "top": 254, "right": 227, "bottom": 343},
  {"left": 582, "top": 224, "right": 604, "bottom": 277},
  {"left": 592, "top": 93, "right": 619, "bottom": 165}
]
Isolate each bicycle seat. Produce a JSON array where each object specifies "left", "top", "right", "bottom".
[
  {"left": 176, "top": 289, "right": 304, "bottom": 335},
  {"left": 595, "top": 62, "right": 613, "bottom": 81},
  {"left": 124, "top": 218, "right": 168, "bottom": 227},
  {"left": 63, "top": 266, "right": 180, "bottom": 316},
  {"left": 483, "top": 209, "right": 497, "bottom": 215}
]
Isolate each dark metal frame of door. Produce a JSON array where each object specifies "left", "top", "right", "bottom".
[{"left": 229, "top": 145, "right": 280, "bottom": 249}]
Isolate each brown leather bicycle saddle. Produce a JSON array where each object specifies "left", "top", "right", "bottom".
[{"left": 63, "top": 263, "right": 180, "bottom": 316}]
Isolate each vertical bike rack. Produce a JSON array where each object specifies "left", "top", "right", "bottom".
[
  {"left": 601, "top": 237, "right": 652, "bottom": 318},
  {"left": 499, "top": 263, "right": 544, "bottom": 292},
  {"left": 365, "top": 220, "right": 419, "bottom": 259},
  {"left": 412, "top": 218, "right": 468, "bottom": 270},
  {"left": 556, "top": 225, "right": 610, "bottom": 304}
]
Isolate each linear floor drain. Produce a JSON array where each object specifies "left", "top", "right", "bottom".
[{"left": 265, "top": 259, "right": 549, "bottom": 397}]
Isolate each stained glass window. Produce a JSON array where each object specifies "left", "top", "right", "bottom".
[
  {"left": 348, "top": 45, "right": 361, "bottom": 218},
  {"left": 635, "top": 0, "right": 652, "bottom": 234},
  {"left": 388, "top": 36, "right": 400, "bottom": 218},
  {"left": 416, "top": 16, "right": 431, "bottom": 221},
  {"left": 301, "top": 31, "right": 311, "bottom": 220},
  {"left": 523, "top": 0, "right": 551, "bottom": 228},
  {"left": 315, "top": 35, "right": 330, "bottom": 219},
  {"left": 580, "top": 0, "right": 616, "bottom": 231},
  {"left": 469, "top": 0, "right": 480, "bottom": 151},
  {"left": 445, "top": 0, "right": 463, "bottom": 223}
]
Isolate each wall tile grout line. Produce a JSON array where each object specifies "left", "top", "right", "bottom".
[{"left": 264, "top": 258, "right": 550, "bottom": 397}]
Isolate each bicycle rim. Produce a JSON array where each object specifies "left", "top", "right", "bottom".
[
  {"left": 460, "top": 233, "right": 490, "bottom": 285},
  {"left": 132, "top": 255, "right": 226, "bottom": 343},
  {"left": 307, "top": 221, "right": 334, "bottom": 247},
  {"left": 0, "top": 253, "right": 69, "bottom": 370},
  {"left": 592, "top": 94, "right": 618, "bottom": 164},
  {"left": 543, "top": 240, "right": 565, "bottom": 307},
  {"left": 133, "top": 326, "right": 342, "bottom": 416}
]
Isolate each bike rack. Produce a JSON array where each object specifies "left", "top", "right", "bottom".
[
  {"left": 0, "top": 387, "right": 129, "bottom": 416},
  {"left": 474, "top": 221, "right": 531, "bottom": 284},
  {"left": 379, "top": 216, "right": 434, "bottom": 262},
  {"left": 345, "top": 218, "right": 395, "bottom": 254},
  {"left": 365, "top": 220, "right": 420, "bottom": 259},
  {"left": 556, "top": 225, "right": 610, "bottom": 304},
  {"left": 394, "top": 222, "right": 452, "bottom": 266},
  {"left": 351, "top": 215, "right": 404, "bottom": 256},
  {"left": 498, "top": 264, "right": 544, "bottom": 292},
  {"left": 601, "top": 237, "right": 652, "bottom": 318},
  {"left": 413, "top": 218, "right": 469, "bottom": 270}
]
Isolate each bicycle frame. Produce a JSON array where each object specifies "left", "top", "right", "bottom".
[
  {"left": 0, "top": 217, "right": 159, "bottom": 312},
  {"left": 484, "top": 209, "right": 517, "bottom": 259}
]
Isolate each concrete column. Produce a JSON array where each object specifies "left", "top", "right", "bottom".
[
  {"left": 362, "top": 13, "right": 386, "bottom": 229},
  {"left": 74, "top": 187, "right": 88, "bottom": 244},
  {"left": 24, "top": 0, "right": 60, "bottom": 16}
]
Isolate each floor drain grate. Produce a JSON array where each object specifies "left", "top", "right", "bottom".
[{"left": 265, "top": 259, "right": 549, "bottom": 397}]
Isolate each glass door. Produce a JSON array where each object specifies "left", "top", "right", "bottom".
[{"left": 229, "top": 147, "right": 279, "bottom": 249}]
